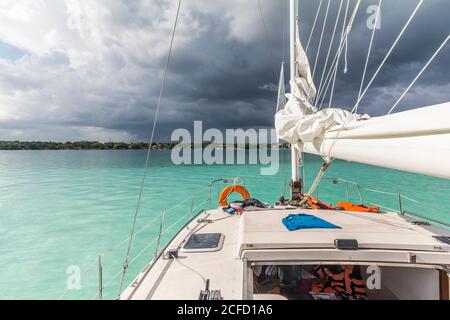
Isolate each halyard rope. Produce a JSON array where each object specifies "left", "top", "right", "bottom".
[
  {"left": 300, "top": 0, "right": 424, "bottom": 203},
  {"left": 306, "top": 0, "right": 323, "bottom": 53},
  {"left": 299, "top": 0, "right": 361, "bottom": 202},
  {"left": 315, "top": 0, "right": 361, "bottom": 107},
  {"left": 325, "top": 0, "right": 424, "bottom": 162},
  {"left": 328, "top": 0, "right": 350, "bottom": 108},
  {"left": 117, "top": 0, "right": 183, "bottom": 299},
  {"left": 355, "top": 0, "right": 382, "bottom": 114},
  {"left": 257, "top": 0, "right": 279, "bottom": 83},
  {"left": 315, "top": 0, "right": 344, "bottom": 109},
  {"left": 312, "top": 0, "right": 331, "bottom": 79}
]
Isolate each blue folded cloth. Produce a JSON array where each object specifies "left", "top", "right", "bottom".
[{"left": 282, "top": 214, "right": 341, "bottom": 231}]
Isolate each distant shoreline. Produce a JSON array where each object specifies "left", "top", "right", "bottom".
[{"left": 0, "top": 141, "right": 290, "bottom": 150}]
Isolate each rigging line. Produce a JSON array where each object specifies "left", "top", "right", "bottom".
[
  {"left": 326, "top": 0, "right": 424, "bottom": 161},
  {"left": 282, "top": 0, "right": 286, "bottom": 62},
  {"left": 319, "top": 0, "right": 353, "bottom": 109},
  {"left": 162, "top": 200, "right": 208, "bottom": 235},
  {"left": 92, "top": 268, "right": 125, "bottom": 300},
  {"left": 387, "top": 34, "right": 449, "bottom": 115},
  {"left": 351, "top": 0, "right": 424, "bottom": 114},
  {"left": 258, "top": 0, "right": 279, "bottom": 83},
  {"left": 58, "top": 258, "right": 99, "bottom": 300},
  {"left": 60, "top": 189, "right": 201, "bottom": 299},
  {"left": 92, "top": 200, "right": 210, "bottom": 300},
  {"left": 306, "top": 0, "right": 323, "bottom": 53},
  {"left": 117, "top": 0, "right": 182, "bottom": 298},
  {"left": 315, "top": 0, "right": 344, "bottom": 109},
  {"left": 101, "top": 189, "right": 208, "bottom": 258},
  {"left": 318, "top": 57, "right": 340, "bottom": 109},
  {"left": 329, "top": 0, "right": 350, "bottom": 108},
  {"left": 355, "top": 0, "right": 382, "bottom": 114},
  {"left": 315, "top": 0, "right": 360, "bottom": 106},
  {"left": 315, "top": 43, "right": 340, "bottom": 106},
  {"left": 64, "top": 186, "right": 210, "bottom": 298},
  {"left": 312, "top": 0, "right": 331, "bottom": 79},
  {"left": 342, "top": 0, "right": 361, "bottom": 75},
  {"left": 174, "top": 255, "right": 207, "bottom": 286},
  {"left": 130, "top": 202, "right": 207, "bottom": 268},
  {"left": 316, "top": 54, "right": 338, "bottom": 107},
  {"left": 343, "top": 25, "right": 349, "bottom": 73},
  {"left": 327, "top": 46, "right": 343, "bottom": 108},
  {"left": 113, "top": 188, "right": 208, "bottom": 250},
  {"left": 295, "top": 1, "right": 362, "bottom": 201}
]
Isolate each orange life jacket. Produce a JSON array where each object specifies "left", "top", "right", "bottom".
[
  {"left": 312, "top": 265, "right": 367, "bottom": 299},
  {"left": 305, "top": 195, "right": 335, "bottom": 210},
  {"left": 337, "top": 201, "right": 380, "bottom": 213}
]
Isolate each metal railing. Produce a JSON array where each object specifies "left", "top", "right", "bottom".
[
  {"left": 318, "top": 177, "right": 450, "bottom": 228},
  {"left": 95, "top": 199, "right": 209, "bottom": 300},
  {"left": 57, "top": 186, "right": 210, "bottom": 301},
  {"left": 208, "top": 177, "right": 245, "bottom": 208},
  {"left": 91, "top": 177, "right": 244, "bottom": 299}
]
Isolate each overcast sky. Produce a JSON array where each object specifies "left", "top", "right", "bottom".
[{"left": 0, "top": 0, "right": 448, "bottom": 142}]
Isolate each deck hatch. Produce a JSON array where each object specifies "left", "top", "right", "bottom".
[
  {"left": 181, "top": 233, "right": 225, "bottom": 253},
  {"left": 434, "top": 236, "right": 450, "bottom": 245}
]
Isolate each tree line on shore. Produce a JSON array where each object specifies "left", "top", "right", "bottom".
[{"left": 0, "top": 141, "right": 291, "bottom": 150}]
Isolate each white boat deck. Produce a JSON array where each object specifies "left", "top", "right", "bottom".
[
  {"left": 122, "top": 209, "right": 243, "bottom": 300},
  {"left": 120, "top": 207, "right": 450, "bottom": 300}
]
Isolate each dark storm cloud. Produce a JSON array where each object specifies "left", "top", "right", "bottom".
[
  {"left": 147, "top": 0, "right": 450, "bottom": 140},
  {"left": 0, "top": 0, "right": 448, "bottom": 141}
]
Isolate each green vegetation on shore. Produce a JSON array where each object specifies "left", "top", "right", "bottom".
[
  {"left": 0, "top": 141, "right": 291, "bottom": 150},
  {"left": 0, "top": 141, "right": 174, "bottom": 150}
]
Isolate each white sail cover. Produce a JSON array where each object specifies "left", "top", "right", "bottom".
[{"left": 276, "top": 102, "right": 450, "bottom": 179}]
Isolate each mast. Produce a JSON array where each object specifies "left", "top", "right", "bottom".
[{"left": 290, "top": 0, "right": 302, "bottom": 199}]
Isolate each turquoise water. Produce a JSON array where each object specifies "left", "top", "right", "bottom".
[{"left": 0, "top": 150, "right": 449, "bottom": 300}]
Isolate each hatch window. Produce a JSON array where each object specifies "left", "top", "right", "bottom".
[{"left": 181, "top": 233, "right": 225, "bottom": 253}]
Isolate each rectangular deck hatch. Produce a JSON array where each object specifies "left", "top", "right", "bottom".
[
  {"left": 434, "top": 236, "right": 450, "bottom": 245},
  {"left": 181, "top": 233, "right": 225, "bottom": 253}
]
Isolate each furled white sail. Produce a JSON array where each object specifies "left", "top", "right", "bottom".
[
  {"left": 276, "top": 17, "right": 320, "bottom": 144},
  {"left": 276, "top": 102, "right": 450, "bottom": 179},
  {"left": 292, "top": 20, "right": 316, "bottom": 102}
]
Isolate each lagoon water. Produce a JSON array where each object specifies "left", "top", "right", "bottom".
[{"left": 0, "top": 150, "right": 449, "bottom": 300}]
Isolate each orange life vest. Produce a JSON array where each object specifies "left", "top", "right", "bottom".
[
  {"left": 305, "top": 195, "right": 335, "bottom": 210},
  {"left": 337, "top": 201, "right": 380, "bottom": 213},
  {"left": 312, "top": 265, "right": 367, "bottom": 299}
]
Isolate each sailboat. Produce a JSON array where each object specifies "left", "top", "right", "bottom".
[{"left": 118, "top": 0, "right": 450, "bottom": 300}]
